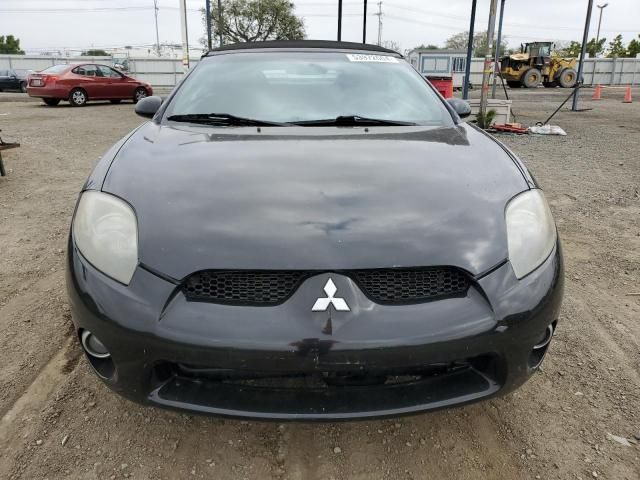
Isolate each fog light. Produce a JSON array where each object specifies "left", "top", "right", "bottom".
[
  {"left": 529, "top": 323, "right": 556, "bottom": 369},
  {"left": 81, "top": 330, "right": 111, "bottom": 359},
  {"left": 79, "top": 330, "right": 116, "bottom": 380}
]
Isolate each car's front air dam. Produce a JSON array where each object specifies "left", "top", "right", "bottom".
[{"left": 66, "top": 239, "right": 563, "bottom": 420}]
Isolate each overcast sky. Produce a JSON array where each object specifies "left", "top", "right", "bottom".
[{"left": 1, "top": 0, "right": 639, "bottom": 54}]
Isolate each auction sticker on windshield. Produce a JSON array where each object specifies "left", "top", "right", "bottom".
[{"left": 346, "top": 54, "right": 398, "bottom": 63}]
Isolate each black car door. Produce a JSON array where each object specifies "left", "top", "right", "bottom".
[{"left": 0, "top": 70, "right": 11, "bottom": 89}]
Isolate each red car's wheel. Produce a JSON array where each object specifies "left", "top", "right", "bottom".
[
  {"left": 43, "top": 98, "right": 61, "bottom": 106},
  {"left": 133, "top": 87, "right": 148, "bottom": 104},
  {"left": 69, "top": 88, "right": 88, "bottom": 107}
]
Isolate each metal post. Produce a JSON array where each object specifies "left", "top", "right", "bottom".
[
  {"left": 572, "top": 0, "right": 594, "bottom": 111},
  {"left": 179, "top": 0, "right": 189, "bottom": 71},
  {"left": 479, "top": 0, "right": 498, "bottom": 126},
  {"left": 153, "top": 0, "right": 161, "bottom": 56},
  {"left": 362, "top": 0, "right": 368, "bottom": 44},
  {"left": 595, "top": 3, "right": 608, "bottom": 49},
  {"left": 376, "top": 1, "right": 383, "bottom": 46},
  {"left": 205, "top": 0, "right": 212, "bottom": 50},
  {"left": 491, "top": 0, "right": 505, "bottom": 98},
  {"left": 462, "top": 0, "right": 477, "bottom": 100},
  {"left": 218, "top": 0, "right": 223, "bottom": 46},
  {"left": 337, "top": 0, "right": 343, "bottom": 41}
]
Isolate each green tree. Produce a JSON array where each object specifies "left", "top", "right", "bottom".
[
  {"left": 607, "top": 34, "right": 627, "bottom": 57},
  {"left": 627, "top": 35, "right": 640, "bottom": 58},
  {"left": 444, "top": 31, "right": 507, "bottom": 57},
  {"left": 413, "top": 44, "right": 440, "bottom": 50},
  {"left": 586, "top": 37, "right": 606, "bottom": 57},
  {"left": 203, "top": 0, "right": 305, "bottom": 47},
  {"left": 0, "top": 35, "right": 25, "bottom": 54},
  {"left": 81, "top": 49, "right": 109, "bottom": 56},
  {"left": 556, "top": 40, "right": 582, "bottom": 57}
]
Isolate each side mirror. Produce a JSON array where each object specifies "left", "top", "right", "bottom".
[
  {"left": 135, "top": 95, "right": 162, "bottom": 118},
  {"left": 447, "top": 98, "right": 472, "bottom": 119}
]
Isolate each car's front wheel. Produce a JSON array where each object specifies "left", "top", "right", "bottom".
[
  {"left": 20, "top": 82, "right": 27, "bottom": 93},
  {"left": 133, "top": 87, "right": 148, "bottom": 104},
  {"left": 43, "top": 98, "right": 61, "bottom": 106},
  {"left": 69, "top": 88, "right": 88, "bottom": 107}
]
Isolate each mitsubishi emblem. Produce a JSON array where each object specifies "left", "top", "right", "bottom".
[{"left": 312, "top": 278, "right": 350, "bottom": 312}]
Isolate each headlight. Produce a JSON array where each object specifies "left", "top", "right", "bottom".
[
  {"left": 505, "top": 189, "right": 557, "bottom": 279},
  {"left": 72, "top": 191, "right": 138, "bottom": 285}
]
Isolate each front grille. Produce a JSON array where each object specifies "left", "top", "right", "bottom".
[
  {"left": 350, "top": 268, "right": 469, "bottom": 304},
  {"left": 182, "top": 267, "right": 469, "bottom": 306},
  {"left": 183, "top": 270, "right": 306, "bottom": 306}
]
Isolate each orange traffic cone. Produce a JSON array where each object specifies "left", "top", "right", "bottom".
[
  {"left": 623, "top": 86, "right": 633, "bottom": 103},
  {"left": 592, "top": 84, "right": 602, "bottom": 100}
]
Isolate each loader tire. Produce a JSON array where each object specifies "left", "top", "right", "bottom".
[
  {"left": 559, "top": 68, "right": 577, "bottom": 88},
  {"left": 522, "top": 68, "right": 542, "bottom": 88}
]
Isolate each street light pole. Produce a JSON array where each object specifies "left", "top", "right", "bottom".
[
  {"left": 595, "top": 3, "right": 608, "bottom": 53},
  {"left": 462, "top": 0, "right": 477, "bottom": 100},
  {"left": 491, "top": 0, "right": 506, "bottom": 99},
  {"left": 363, "top": 0, "right": 368, "bottom": 44},
  {"left": 572, "top": 0, "right": 594, "bottom": 111},
  {"left": 337, "top": 0, "right": 343, "bottom": 41}
]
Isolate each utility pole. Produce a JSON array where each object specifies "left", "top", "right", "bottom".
[
  {"left": 362, "top": 0, "right": 367, "bottom": 44},
  {"left": 375, "top": 1, "right": 383, "bottom": 46},
  {"left": 491, "top": 0, "right": 506, "bottom": 99},
  {"left": 337, "top": 0, "right": 343, "bottom": 41},
  {"left": 153, "top": 0, "right": 161, "bottom": 56},
  {"left": 462, "top": 0, "right": 477, "bottom": 100},
  {"left": 595, "top": 3, "right": 608, "bottom": 53},
  {"left": 205, "top": 0, "right": 212, "bottom": 50},
  {"left": 572, "top": 0, "right": 594, "bottom": 111},
  {"left": 218, "top": 0, "right": 223, "bottom": 46},
  {"left": 179, "top": 0, "right": 189, "bottom": 71},
  {"left": 479, "top": 0, "right": 499, "bottom": 127}
]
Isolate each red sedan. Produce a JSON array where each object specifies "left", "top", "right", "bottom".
[{"left": 27, "top": 64, "right": 153, "bottom": 107}]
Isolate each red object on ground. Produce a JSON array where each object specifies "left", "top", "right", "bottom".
[
  {"left": 427, "top": 76, "right": 454, "bottom": 99},
  {"left": 592, "top": 84, "right": 602, "bottom": 100},
  {"left": 491, "top": 123, "right": 529, "bottom": 134},
  {"left": 623, "top": 86, "right": 633, "bottom": 103}
]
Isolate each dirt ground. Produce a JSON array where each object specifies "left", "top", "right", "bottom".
[{"left": 0, "top": 88, "right": 639, "bottom": 480}]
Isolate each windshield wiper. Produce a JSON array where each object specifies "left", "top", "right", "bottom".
[
  {"left": 291, "top": 115, "right": 417, "bottom": 126},
  {"left": 166, "top": 113, "right": 289, "bottom": 127}
]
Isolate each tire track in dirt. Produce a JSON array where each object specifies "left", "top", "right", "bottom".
[{"left": 0, "top": 336, "right": 77, "bottom": 479}]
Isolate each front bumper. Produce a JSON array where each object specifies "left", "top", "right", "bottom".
[{"left": 66, "top": 240, "right": 563, "bottom": 420}]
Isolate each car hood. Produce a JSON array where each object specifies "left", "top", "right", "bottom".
[{"left": 102, "top": 123, "right": 529, "bottom": 280}]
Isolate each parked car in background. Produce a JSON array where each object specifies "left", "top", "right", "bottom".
[
  {"left": 26, "top": 64, "right": 152, "bottom": 106},
  {"left": 0, "top": 69, "right": 30, "bottom": 93}
]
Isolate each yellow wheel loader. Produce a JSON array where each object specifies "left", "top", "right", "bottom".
[{"left": 500, "top": 42, "right": 577, "bottom": 88}]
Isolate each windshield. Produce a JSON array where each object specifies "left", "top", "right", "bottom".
[{"left": 164, "top": 51, "right": 453, "bottom": 126}]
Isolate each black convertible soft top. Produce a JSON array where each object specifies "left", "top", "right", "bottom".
[{"left": 203, "top": 40, "right": 401, "bottom": 57}]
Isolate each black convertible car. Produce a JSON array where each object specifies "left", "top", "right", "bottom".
[{"left": 67, "top": 41, "right": 563, "bottom": 420}]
